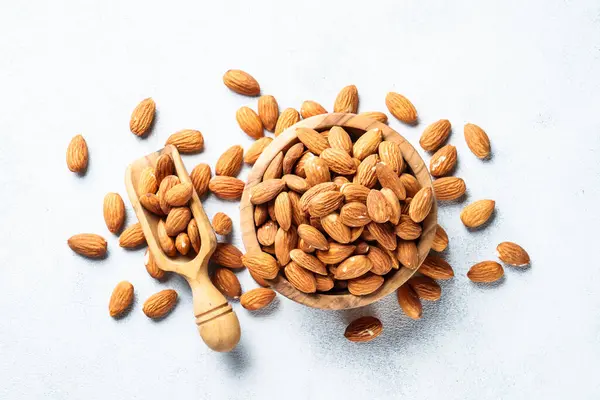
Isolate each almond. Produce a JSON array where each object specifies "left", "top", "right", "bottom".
[
  {"left": 497, "top": 242, "right": 530, "bottom": 266},
  {"left": 315, "top": 274, "right": 335, "bottom": 292},
  {"left": 212, "top": 212, "right": 232, "bottom": 235},
  {"left": 273, "top": 192, "right": 291, "bottom": 231},
  {"left": 257, "top": 220, "right": 278, "bottom": 246},
  {"left": 143, "top": 289, "right": 178, "bottom": 319},
  {"left": 307, "top": 191, "right": 344, "bottom": 218},
  {"left": 395, "top": 215, "right": 422, "bottom": 240},
  {"left": 285, "top": 261, "right": 317, "bottom": 293},
  {"left": 258, "top": 95, "right": 279, "bottom": 131},
  {"left": 165, "top": 182, "right": 193, "bottom": 206},
  {"left": 321, "top": 213, "right": 352, "bottom": 244},
  {"left": 294, "top": 151, "right": 315, "bottom": 178},
  {"left": 359, "top": 111, "right": 388, "bottom": 123},
  {"left": 467, "top": 261, "right": 504, "bottom": 283},
  {"left": 236, "top": 106, "right": 264, "bottom": 139},
  {"left": 340, "top": 202, "right": 371, "bottom": 227},
  {"left": 138, "top": 167, "right": 158, "bottom": 196},
  {"left": 298, "top": 238, "right": 314, "bottom": 253},
  {"left": 158, "top": 219, "right": 177, "bottom": 256},
  {"left": 367, "top": 246, "right": 393, "bottom": 275},
  {"left": 254, "top": 203, "right": 269, "bottom": 226},
  {"left": 209, "top": 176, "right": 245, "bottom": 200},
  {"left": 333, "top": 85, "right": 358, "bottom": 113},
  {"left": 299, "top": 182, "right": 337, "bottom": 210},
  {"left": 464, "top": 123, "right": 491, "bottom": 159},
  {"left": 187, "top": 219, "right": 201, "bottom": 253},
  {"left": 408, "top": 275, "right": 441, "bottom": 301},
  {"left": 250, "top": 270, "right": 270, "bottom": 287},
  {"left": 340, "top": 183, "right": 370, "bottom": 203},
  {"left": 366, "top": 190, "right": 390, "bottom": 223},
  {"left": 190, "top": 163, "right": 211, "bottom": 197},
  {"left": 376, "top": 162, "right": 406, "bottom": 200},
  {"left": 396, "top": 240, "right": 419, "bottom": 269},
  {"left": 109, "top": 281, "right": 134, "bottom": 317},
  {"left": 327, "top": 126, "right": 353, "bottom": 154},
  {"left": 320, "top": 148, "right": 356, "bottom": 175},
  {"left": 211, "top": 243, "right": 244, "bottom": 269},
  {"left": 223, "top": 69, "right": 260, "bottom": 96},
  {"left": 366, "top": 222, "right": 397, "bottom": 251},
  {"left": 334, "top": 255, "right": 372, "bottom": 280},
  {"left": 344, "top": 316, "right": 383, "bottom": 342},
  {"left": 282, "top": 143, "right": 305, "bottom": 174},
  {"left": 433, "top": 177, "right": 466, "bottom": 201},
  {"left": 245, "top": 137, "right": 273, "bottom": 165},
  {"left": 240, "top": 288, "right": 276, "bottom": 311},
  {"left": 353, "top": 128, "right": 382, "bottom": 161},
  {"left": 297, "top": 224, "right": 329, "bottom": 250},
  {"left": 249, "top": 179, "right": 285, "bottom": 205},
  {"left": 282, "top": 174, "right": 310, "bottom": 194},
  {"left": 397, "top": 285, "right": 422, "bottom": 319},
  {"left": 165, "top": 129, "right": 204, "bottom": 153},
  {"left": 289, "top": 191, "right": 309, "bottom": 226},
  {"left": 348, "top": 273, "right": 384, "bottom": 296},
  {"left": 119, "top": 223, "right": 146, "bottom": 248},
  {"left": 315, "top": 242, "right": 356, "bottom": 264},
  {"left": 103, "top": 192, "right": 125, "bottom": 234},
  {"left": 300, "top": 100, "right": 327, "bottom": 119},
  {"left": 419, "top": 119, "right": 451, "bottom": 151},
  {"left": 409, "top": 187, "right": 433, "bottom": 223},
  {"left": 155, "top": 154, "right": 174, "bottom": 184},
  {"left": 275, "top": 108, "right": 300, "bottom": 136},
  {"left": 429, "top": 145, "right": 457, "bottom": 177},
  {"left": 175, "top": 232, "right": 190, "bottom": 255},
  {"left": 157, "top": 175, "right": 180, "bottom": 214},
  {"left": 68, "top": 233, "right": 107, "bottom": 258},
  {"left": 129, "top": 98, "right": 155, "bottom": 136},
  {"left": 380, "top": 188, "right": 401, "bottom": 225},
  {"left": 385, "top": 92, "right": 417, "bottom": 124},
  {"left": 212, "top": 268, "right": 242, "bottom": 298},
  {"left": 242, "top": 251, "right": 279, "bottom": 279},
  {"left": 400, "top": 173, "right": 420, "bottom": 198},
  {"left": 165, "top": 207, "right": 192, "bottom": 236},
  {"left": 145, "top": 249, "right": 167, "bottom": 280},
  {"left": 460, "top": 199, "right": 495, "bottom": 228},
  {"left": 304, "top": 157, "right": 331, "bottom": 187},
  {"left": 378, "top": 141, "right": 404, "bottom": 175},
  {"left": 290, "top": 249, "right": 327, "bottom": 275},
  {"left": 66, "top": 134, "right": 88, "bottom": 173},
  {"left": 275, "top": 227, "right": 298, "bottom": 265},
  {"left": 354, "top": 154, "right": 379, "bottom": 188},
  {"left": 419, "top": 255, "right": 454, "bottom": 280},
  {"left": 297, "top": 127, "right": 330, "bottom": 156},
  {"left": 216, "top": 145, "right": 244, "bottom": 177},
  {"left": 432, "top": 224, "right": 448, "bottom": 252}
]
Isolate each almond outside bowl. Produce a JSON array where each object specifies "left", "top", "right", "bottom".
[{"left": 240, "top": 113, "right": 437, "bottom": 310}]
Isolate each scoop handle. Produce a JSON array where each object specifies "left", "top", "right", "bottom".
[{"left": 188, "top": 276, "right": 241, "bottom": 352}]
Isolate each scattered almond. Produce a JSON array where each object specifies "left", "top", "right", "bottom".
[
  {"left": 348, "top": 273, "right": 384, "bottom": 296},
  {"left": 408, "top": 276, "right": 441, "bottom": 301},
  {"left": 429, "top": 145, "right": 457, "bottom": 177},
  {"left": 385, "top": 92, "right": 417, "bottom": 124},
  {"left": 165, "top": 129, "right": 204, "bottom": 153},
  {"left": 460, "top": 199, "right": 495, "bottom": 228},
  {"left": 467, "top": 261, "right": 504, "bottom": 283},
  {"left": 66, "top": 134, "right": 88, "bottom": 173},
  {"left": 258, "top": 95, "right": 279, "bottom": 131},
  {"left": 359, "top": 111, "right": 388, "bottom": 123},
  {"left": 275, "top": 108, "right": 300, "bottom": 136},
  {"left": 223, "top": 69, "right": 260, "bottom": 96},
  {"left": 353, "top": 128, "right": 382, "bottom": 161},
  {"left": 419, "top": 255, "right": 454, "bottom": 280},
  {"left": 209, "top": 176, "right": 245, "bottom": 200},
  {"left": 397, "top": 284, "right": 422, "bottom": 319},
  {"left": 344, "top": 316, "right": 383, "bottom": 343},
  {"left": 68, "top": 233, "right": 107, "bottom": 258},
  {"left": 419, "top": 119, "right": 451, "bottom": 151},
  {"left": 240, "top": 288, "right": 276, "bottom": 311},
  {"left": 409, "top": 187, "right": 433, "bottom": 223},
  {"left": 396, "top": 240, "right": 419, "bottom": 269},
  {"left": 109, "top": 281, "right": 134, "bottom": 318},
  {"left": 145, "top": 249, "right": 166, "bottom": 281},
  {"left": 212, "top": 268, "right": 242, "bottom": 298},
  {"left": 249, "top": 179, "right": 286, "bottom": 205},
  {"left": 216, "top": 145, "right": 244, "bottom": 177},
  {"left": 433, "top": 177, "right": 466, "bottom": 201},
  {"left": 497, "top": 242, "right": 530, "bottom": 266},
  {"left": 236, "top": 106, "right": 264, "bottom": 139},
  {"left": 333, "top": 85, "right": 358, "bottom": 113},
  {"left": 211, "top": 243, "right": 244, "bottom": 269},
  {"left": 129, "top": 98, "right": 155, "bottom": 136},
  {"left": 212, "top": 212, "right": 232, "bottom": 235},
  {"left": 103, "top": 192, "right": 125, "bottom": 234},
  {"left": 432, "top": 224, "right": 449, "bottom": 252},
  {"left": 301, "top": 100, "right": 327, "bottom": 119},
  {"left": 190, "top": 163, "right": 211, "bottom": 197},
  {"left": 119, "top": 223, "right": 146, "bottom": 249},
  {"left": 328, "top": 126, "right": 353, "bottom": 154},
  {"left": 143, "top": 289, "right": 178, "bottom": 319},
  {"left": 464, "top": 123, "right": 491, "bottom": 159},
  {"left": 245, "top": 137, "right": 273, "bottom": 165}
]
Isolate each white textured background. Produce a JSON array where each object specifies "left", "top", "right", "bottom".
[{"left": 1, "top": 0, "right": 599, "bottom": 399}]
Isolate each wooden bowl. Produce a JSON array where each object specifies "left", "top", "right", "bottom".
[{"left": 240, "top": 113, "right": 437, "bottom": 310}]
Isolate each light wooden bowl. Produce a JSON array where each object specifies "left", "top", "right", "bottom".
[{"left": 240, "top": 113, "right": 437, "bottom": 310}]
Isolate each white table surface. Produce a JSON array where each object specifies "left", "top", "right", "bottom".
[{"left": 1, "top": 0, "right": 599, "bottom": 399}]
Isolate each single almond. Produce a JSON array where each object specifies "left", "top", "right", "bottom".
[
  {"left": 397, "top": 284, "right": 422, "bottom": 319},
  {"left": 408, "top": 275, "right": 441, "bottom": 301},
  {"left": 236, "top": 106, "right": 264, "bottom": 139},
  {"left": 258, "top": 95, "right": 279, "bottom": 131},
  {"left": 307, "top": 191, "right": 344, "bottom": 218},
  {"left": 400, "top": 173, "right": 420, "bottom": 198},
  {"left": 103, "top": 192, "right": 125, "bottom": 234},
  {"left": 157, "top": 219, "right": 176, "bottom": 256},
  {"left": 157, "top": 175, "right": 180, "bottom": 215},
  {"left": 165, "top": 129, "right": 204, "bottom": 153},
  {"left": 333, "top": 85, "right": 358, "bottom": 113},
  {"left": 300, "top": 100, "right": 327, "bottom": 119},
  {"left": 497, "top": 242, "right": 530, "bottom": 266},
  {"left": 299, "top": 182, "right": 337, "bottom": 211},
  {"left": 240, "top": 288, "right": 276, "bottom": 310},
  {"left": 285, "top": 261, "right": 317, "bottom": 293},
  {"left": 212, "top": 268, "right": 242, "bottom": 299},
  {"left": 321, "top": 213, "right": 352, "bottom": 244},
  {"left": 257, "top": 220, "right": 278, "bottom": 246},
  {"left": 297, "top": 127, "right": 330, "bottom": 156},
  {"left": 275, "top": 108, "right": 300, "bottom": 136},
  {"left": 348, "top": 273, "right": 384, "bottom": 296},
  {"left": 282, "top": 174, "right": 310, "bottom": 194},
  {"left": 267, "top": 199, "right": 277, "bottom": 222},
  {"left": 429, "top": 145, "right": 457, "bottom": 177},
  {"left": 209, "top": 176, "right": 245, "bottom": 200},
  {"left": 304, "top": 157, "right": 331, "bottom": 187},
  {"left": 175, "top": 232, "right": 190, "bottom": 255},
  {"left": 143, "top": 289, "right": 178, "bottom": 319},
  {"left": 155, "top": 154, "right": 174, "bottom": 184},
  {"left": 320, "top": 148, "right": 356, "bottom": 175},
  {"left": 212, "top": 212, "right": 232, "bottom": 235},
  {"left": 366, "top": 222, "right": 397, "bottom": 251},
  {"left": 242, "top": 251, "right": 279, "bottom": 279},
  {"left": 145, "top": 249, "right": 166, "bottom": 280},
  {"left": 354, "top": 154, "right": 379, "bottom": 188},
  {"left": 376, "top": 162, "right": 406, "bottom": 200},
  {"left": 378, "top": 141, "right": 404, "bottom": 175},
  {"left": 68, "top": 233, "right": 107, "bottom": 258},
  {"left": 327, "top": 126, "right": 353, "bottom": 154},
  {"left": 340, "top": 202, "right": 371, "bottom": 227},
  {"left": 289, "top": 191, "right": 309, "bottom": 226},
  {"left": 290, "top": 249, "right": 327, "bottom": 275},
  {"left": 460, "top": 199, "right": 495, "bottom": 228},
  {"left": 464, "top": 123, "right": 491, "bottom": 159},
  {"left": 315, "top": 274, "right": 335, "bottom": 292},
  {"left": 119, "top": 223, "right": 146, "bottom": 248},
  {"left": 66, "top": 134, "right": 88, "bottom": 173},
  {"left": 432, "top": 224, "right": 448, "bottom": 252},
  {"left": 419, "top": 119, "right": 451, "bottom": 151},
  {"left": 344, "top": 316, "right": 383, "bottom": 343},
  {"left": 340, "top": 182, "right": 370, "bottom": 203},
  {"left": 367, "top": 190, "right": 390, "bottom": 224},
  {"left": 294, "top": 151, "right": 315, "bottom": 178},
  {"left": 129, "top": 98, "right": 155, "bottom": 136},
  {"left": 315, "top": 242, "right": 356, "bottom": 264},
  {"left": 367, "top": 246, "right": 393, "bottom": 275},
  {"left": 396, "top": 240, "right": 419, "bottom": 269},
  {"left": 263, "top": 152, "right": 283, "bottom": 181},
  {"left": 109, "top": 281, "right": 134, "bottom": 317},
  {"left": 298, "top": 238, "right": 314, "bottom": 253},
  {"left": 245, "top": 137, "right": 273, "bottom": 165},
  {"left": 297, "top": 224, "right": 329, "bottom": 250},
  {"left": 223, "top": 69, "right": 260, "bottom": 96},
  {"left": 216, "top": 145, "right": 244, "bottom": 177},
  {"left": 249, "top": 179, "right": 285, "bottom": 205},
  {"left": 467, "top": 261, "right": 504, "bottom": 283},
  {"left": 138, "top": 167, "right": 158, "bottom": 196},
  {"left": 165, "top": 207, "right": 192, "bottom": 237},
  {"left": 420, "top": 255, "right": 454, "bottom": 280},
  {"left": 211, "top": 243, "right": 244, "bottom": 268},
  {"left": 359, "top": 111, "right": 388, "bottom": 123},
  {"left": 334, "top": 255, "right": 373, "bottom": 280},
  {"left": 380, "top": 188, "right": 401, "bottom": 225},
  {"left": 187, "top": 219, "right": 201, "bottom": 253},
  {"left": 385, "top": 92, "right": 417, "bottom": 124},
  {"left": 254, "top": 203, "right": 269, "bottom": 226},
  {"left": 274, "top": 192, "right": 292, "bottom": 231},
  {"left": 274, "top": 227, "right": 298, "bottom": 265},
  {"left": 190, "top": 163, "right": 211, "bottom": 197},
  {"left": 395, "top": 215, "right": 422, "bottom": 240},
  {"left": 433, "top": 177, "right": 466, "bottom": 201},
  {"left": 409, "top": 187, "right": 433, "bottom": 223},
  {"left": 353, "top": 128, "right": 383, "bottom": 161},
  {"left": 282, "top": 143, "right": 305, "bottom": 174},
  {"left": 165, "top": 182, "right": 193, "bottom": 206}
]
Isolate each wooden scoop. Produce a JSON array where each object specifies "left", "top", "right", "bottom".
[{"left": 125, "top": 145, "right": 241, "bottom": 352}]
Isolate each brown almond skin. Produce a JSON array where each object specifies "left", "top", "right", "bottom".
[
  {"left": 420, "top": 255, "right": 454, "bottom": 280},
  {"left": 236, "top": 106, "right": 264, "bottom": 139},
  {"left": 66, "top": 134, "right": 88, "bottom": 173},
  {"left": 245, "top": 137, "right": 273, "bottom": 165},
  {"left": 282, "top": 143, "right": 305, "bottom": 174},
  {"left": 354, "top": 154, "right": 379, "bottom": 188},
  {"left": 155, "top": 154, "right": 174, "bottom": 184},
  {"left": 275, "top": 108, "right": 300, "bottom": 136},
  {"left": 340, "top": 183, "right": 370, "bottom": 203},
  {"left": 497, "top": 242, "right": 530, "bottom": 266},
  {"left": 409, "top": 187, "right": 433, "bottom": 223},
  {"left": 408, "top": 275, "right": 441, "bottom": 301},
  {"left": 360, "top": 111, "right": 388, "bottom": 124},
  {"left": 165, "top": 130, "right": 204, "bottom": 153},
  {"left": 297, "top": 224, "right": 329, "bottom": 251},
  {"left": 307, "top": 191, "right": 344, "bottom": 218},
  {"left": 109, "top": 281, "right": 134, "bottom": 318},
  {"left": 340, "top": 202, "right": 371, "bottom": 227},
  {"left": 285, "top": 261, "right": 317, "bottom": 293},
  {"left": 275, "top": 227, "right": 298, "bottom": 265},
  {"left": 400, "top": 173, "right": 420, "bottom": 198},
  {"left": 297, "top": 127, "right": 330, "bottom": 156},
  {"left": 467, "top": 261, "right": 504, "bottom": 283},
  {"left": 385, "top": 92, "right": 417, "bottom": 124},
  {"left": 190, "top": 163, "right": 211, "bottom": 197},
  {"left": 353, "top": 128, "right": 383, "bottom": 161},
  {"left": 378, "top": 141, "right": 404, "bottom": 175},
  {"left": 257, "top": 220, "right": 278, "bottom": 246},
  {"left": 432, "top": 224, "right": 449, "bottom": 252},
  {"left": 321, "top": 213, "right": 352, "bottom": 244},
  {"left": 223, "top": 69, "right": 260, "bottom": 96},
  {"left": 433, "top": 177, "right": 467, "bottom": 201},
  {"left": 143, "top": 289, "right": 178, "bottom": 319},
  {"left": 175, "top": 232, "right": 191, "bottom": 255},
  {"left": 240, "top": 288, "right": 276, "bottom": 311},
  {"left": 290, "top": 249, "right": 327, "bottom": 275},
  {"left": 464, "top": 123, "right": 491, "bottom": 159},
  {"left": 264, "top": 152, "right": 284, "bottom": 181},
  {"left": 157, "top": 219, "right": 177, "bottom": 256},
  {"left": 241, "top": 251, "right": 279, "bottom": 279},
  {"left": 211, "top": 243, "right": 244, "bottom": 269},
  {"left": 68, "top": 233, "right": 107, "bottom": 258},
  {"left": 212, "top": 212, "right": 233, "bottom": 235},
  {"left": 334, "top": 85, "right": 359, "bottom": 113},
  {"left": 344, "top": 316, "right": 383, "bottom": 343},
  {"left": 249, "top": 179, "right": 286, "bottom": 205},
  {"left": 258, "top": 95, "right": 279, "bottom": 131},
  {"left": 328, "top": 126, "right": 353, "bottom": 154},
  {"left": 216, "top": 145, "right": 244, "bottom": 177},
  {"left": 315, "top": 243, "right": 356, "bottom": 264},
  {"left": 130, "top": 98, "right": 155, "bottom": 136},
  {"left": 320, "top": 148, "right": 357, "bottom": 175},
  {"left": 165, "top": 207, "right": 192, "bottom": 237},
  {"left": 396, "top": 240, "right": 419, "bottom": 270},
  {"left": 119, "top": 223, "right": 147, "bottom": 249},
  {"left": 419, "top": 119, "right": 451, "bottom": 152},
  {"left": 395, "top": 215, "right": 422, "bottom": 240},
  {"left": 367, "top": 246, "right": 393, "bottom": 275},
  {"left": 165, "top": 182, "right": 193, "bottom": 207},
  {"left": 366, "top": 222, "right": 397, "bottom": 251},
  {"left": 367, "top": 189, "right": 390, "bottom": 224},
  {"left": 209, "top": 176, "right": 245, "bottom": 200},
  {"left": 145, "top": 249, "right": 167, "bottom": 281},
  {"left": 376, "top": 162, "right": 406, "bottom": 200},
  {"left": 103, "top": 192, "right": 125, "bottom": 234},
  {"left": 460, "top": 199, "right": 495, "bottom": 228},
  {"left": 300, "top": 100, "right": 327, "bottom": 119},
  {"left": 315, "top": 274, "right": 335, "bottom": 292},
  {"left": 348, "top": 273, "right": 384, "bottom": 296},
  {"left": 397, "top": 285, "right": 422, "bottom": 319},
  {"left": 212, "top": 268, "right": 242, "bottom": 298},
  {"left": 429, "top": 145, "right": 457, "bottom": 177},
  {"left": 334, "top": 255, "right": 373, "bottom": 280}
]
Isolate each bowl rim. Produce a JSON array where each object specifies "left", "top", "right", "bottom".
[{"left": 240, "top": 113, "right": 437, "bottom": 310}]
